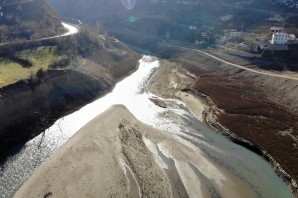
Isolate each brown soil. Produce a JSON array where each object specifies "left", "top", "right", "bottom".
[
  {"left": 193, "top": 73, "right": 298, "bottom": 183},
  {"left": 150, "top": 44, "right": 298, "bottom": 194}
]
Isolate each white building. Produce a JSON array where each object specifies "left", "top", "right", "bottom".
[
  {"left": 188, "top": 26, "right": 197, "bottom": 30},
  {"left": 229, "top": 29, "right": 239, "bottom": 37},
  {"left": 224, "top": 29, "right": 240, "bottom": 40},
  {"left": 271, "top": 33, "right": 289, "bottom": 44}
]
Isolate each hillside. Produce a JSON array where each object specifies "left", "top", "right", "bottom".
[
  {"left": 0, "top": 34, "right": 141, "bottom": 158},
  {"left": 0, "top": 0, "right": 64, "bottom": 42},
  {"left": 49, "top": 0, "right": 285, "bottom": 45},
  {"left": 0, "top": 0, "right": 143, "bottom": 160}
]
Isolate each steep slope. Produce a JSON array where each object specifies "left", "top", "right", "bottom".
[
  {"left": 0, "top": 34, "right": 141, "bottom": 158},
  {"left": 0, "top": 0, "right": 64, "bottom": 42}
]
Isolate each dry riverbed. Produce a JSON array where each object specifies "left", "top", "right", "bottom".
[
  {"left": 13, "top": 54, "right": 296, "bottom": 197},
  {"left": 14, "top": 105, "right": 258, "bottom": 198}
]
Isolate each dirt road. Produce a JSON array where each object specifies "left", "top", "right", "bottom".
[{"left": 172, "top": 45, "right": 298, "bottom": 81}]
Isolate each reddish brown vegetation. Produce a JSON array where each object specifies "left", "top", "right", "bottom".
[{"left": 193, "top": 73, "right": 298, "bottom": 182}]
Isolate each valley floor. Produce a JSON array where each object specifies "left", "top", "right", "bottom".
[
  {"left": 11, "top": 47, "right": 298, "bottom": 197},
  {"left": 14, "top": 105, "right": 272, "bottom": 198}
]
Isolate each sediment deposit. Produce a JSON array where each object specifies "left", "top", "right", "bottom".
[{"left": 14, "top": 105, "right": 259, "bottom": 198}]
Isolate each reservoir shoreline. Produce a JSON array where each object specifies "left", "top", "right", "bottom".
[
  {"left": 146, "top": 57, "right": 297, "bottom": 196},
  {"left": 180, "top": 88, "right": 298, "bottom": 195},
  {"left": 0, "top": 40, "right": 141, "bottom": 160},
  {"left": 0, "top": 55, "right": 294, "bottom": 197}
]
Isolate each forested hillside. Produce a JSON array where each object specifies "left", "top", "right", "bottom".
[
  {"left": 49, "top": 0, "right": 281, "bottom": 44},
  {"left": 0, "top": 0, "right": 64, "bottom": 42}
]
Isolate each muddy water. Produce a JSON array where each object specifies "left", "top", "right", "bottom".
[{"left": 0, "top": 56, "right": 294, "bottom": 197}]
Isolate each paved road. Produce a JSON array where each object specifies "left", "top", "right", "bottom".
[
  {"left": 172, "top": 45, "right": 298, "bottom": 81},
  {"left": 0, "top": 22, "right": 79, "bottom": 46},
  {"left": 0, "top": 0, "right": 35, "bottom": 6},
  {"left": 54, "top": 23, "right": 79, "bottom": 37}
]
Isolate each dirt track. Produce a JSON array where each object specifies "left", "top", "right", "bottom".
[{"left": 171, "top": 45, "right": 298, "bottom": 81}]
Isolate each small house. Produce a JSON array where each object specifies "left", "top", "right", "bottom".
[
  {"left": 224, "top": 29, "right": 240, "bottom": 40},
  {"left": 229, "top": 29, "right": 239, "bottom": 37}
]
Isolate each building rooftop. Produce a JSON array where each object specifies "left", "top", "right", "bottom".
[
  {"left": 273, "top": 32, "right": 288, "bottom": 36},
  {"left": 289, "top": 34, "right": 296, "bottom": 39}
]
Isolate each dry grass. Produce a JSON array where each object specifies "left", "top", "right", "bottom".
[
  {"left": 193, "top": 74, "right": 298, "bottom": 181},
  {"left": 242, "top": 33, "right": 270, "bottom": 44}
]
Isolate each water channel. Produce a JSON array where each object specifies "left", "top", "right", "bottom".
[{"left": 0, "top": 56, "right": 293, "bottom": 197}]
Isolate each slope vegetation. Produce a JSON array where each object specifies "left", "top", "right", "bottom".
[{"left": 0, "top": 0, "right": 64, "bottom": 42}]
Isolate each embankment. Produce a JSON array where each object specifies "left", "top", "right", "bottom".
[{"left": 0, "top": 40, "right": 140, "bottom": 158}]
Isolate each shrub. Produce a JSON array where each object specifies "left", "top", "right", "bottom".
[{"left": 36, "top": 68, "right": 45, "bottom": 79}]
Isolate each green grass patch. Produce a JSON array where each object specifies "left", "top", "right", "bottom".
[{"left": 0, "top": 46, "right": 63, "bottom": 87}]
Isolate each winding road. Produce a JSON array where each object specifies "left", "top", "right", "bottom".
[
  {"left": 0, "top": 22, "right": 79, "bottom": 46},
  {"left": 3, "top": 20, "right": 296, "bottom": 81},
  {"left": 173, "top": 45, "right": 298, "bottom": 81},
  {"left": 53, "top": 23, "right": 79, "bottom": 37}
]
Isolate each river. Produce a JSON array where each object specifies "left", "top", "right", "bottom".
[{"left": 0, "top": 56, "right": 293, "bottom": 197}]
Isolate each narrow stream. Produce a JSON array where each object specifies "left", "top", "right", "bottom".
[{"left": 0, "top": 56, "right": 293, "bottom": 197}]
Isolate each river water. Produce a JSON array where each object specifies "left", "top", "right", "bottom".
[{"left": 0, "top": 56, "right": 293, "bottom": 197}]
